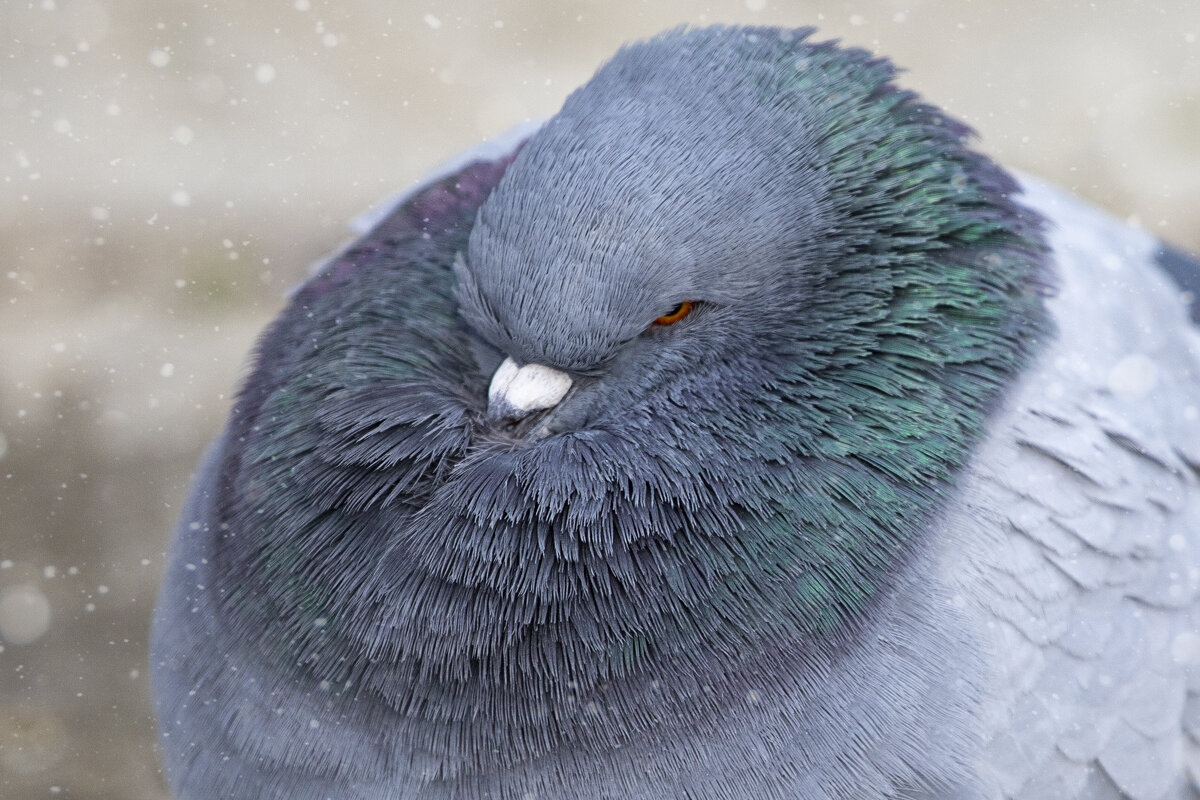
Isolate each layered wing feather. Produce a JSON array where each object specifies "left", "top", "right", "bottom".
[{"left": 943, "top": 177, "right": 1200, "bottom": 799}]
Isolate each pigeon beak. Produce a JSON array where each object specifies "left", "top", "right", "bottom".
[{"left": 487, "top": 357, "right": 574, "bottom": 424}]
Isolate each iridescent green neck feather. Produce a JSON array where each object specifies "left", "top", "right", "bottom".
[{"left": 212, "top": 25, "right": 1049, "bottom": 775}]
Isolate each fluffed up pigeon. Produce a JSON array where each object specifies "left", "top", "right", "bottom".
[{"left": 150, "top": 25, "right": 1200, "bottom": 800}]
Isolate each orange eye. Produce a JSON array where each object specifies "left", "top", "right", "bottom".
[{"left": 654, "top": 301, "right": 694, "bottom": 325}]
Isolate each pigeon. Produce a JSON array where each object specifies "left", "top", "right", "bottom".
[{"left": 150, "top": 25, "right": 1200, "bottom": 800}]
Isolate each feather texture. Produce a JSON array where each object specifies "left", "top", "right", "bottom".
[{"left": 151, "top": 25, "right": 1200, "bottom": 800}]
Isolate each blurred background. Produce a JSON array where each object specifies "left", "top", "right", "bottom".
[{"left": 1, "top": 1, "right": 1197, "bottom": 797}]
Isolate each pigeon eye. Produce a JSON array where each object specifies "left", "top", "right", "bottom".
[{"left": 654, "top": 301, "right": 694, "bottom": 325}]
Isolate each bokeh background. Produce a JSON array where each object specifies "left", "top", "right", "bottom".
[{"left": 1, "top": 1, "right": 1197, "bottom": 797}]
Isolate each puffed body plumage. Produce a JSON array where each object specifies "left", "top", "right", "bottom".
[{"left": 151, "top": 26, "right": 1200, "bottom": 800}]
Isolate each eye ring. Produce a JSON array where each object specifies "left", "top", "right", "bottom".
[{"left": 654, "top": 301, "right": 694, "bottom": 325}]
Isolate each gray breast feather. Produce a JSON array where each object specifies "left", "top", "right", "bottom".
[{"left": 940, "top": 176, "right": 1200, "bottom": 799}]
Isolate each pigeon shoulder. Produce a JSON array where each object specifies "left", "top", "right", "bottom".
[
  {"left": 940, "top": 176, "right": 1200, "bottom": 799},
  {"left": 348, "top": 119, "right": 546, "bottom": 237}
]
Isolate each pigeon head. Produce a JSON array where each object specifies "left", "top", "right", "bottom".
[
  {"left": 457, "top": 27, "right": 1047, "bottom": 445},
  {"left": 212, "top": 24, "right": 1049, "bottom": 784},
  {"left": 458, "top": 40, "right": 821, "bottom": 368},
  {"left": 457, "top": 30, "right": 828, "bottom": 433}
]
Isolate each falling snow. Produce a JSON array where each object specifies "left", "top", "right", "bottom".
[
  {"left": 0, "top": 3, "right": 1197, "bottom": 798},
  {"left": 0, "top": 584, "right": 52, "bottom": 645}
]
